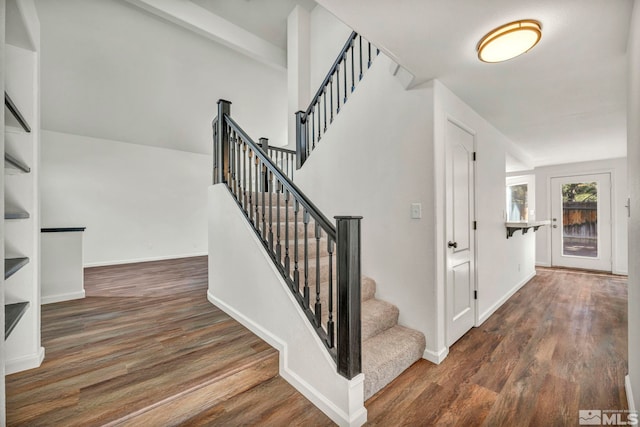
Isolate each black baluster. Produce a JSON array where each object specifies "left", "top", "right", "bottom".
[
  {"left": 248, "top": 149, "right": 253, "bottom": 224},
  {"left": 336, "top": 65, "right": 341, "bottom": 113},
  {"left": 276, "top": 180, "right": 281, "bottom": 263},
  {"left": 229, "top": 131, "right": 235, "bottom": 194},
  {"left": 327, "top": 238, "right": 334, "bottom": 348},
  {"left": 303, "top": 210, "right": 310, "bottom": 306},
  {"left": 351, "top": 40, "right": 355, "bottom": 92},
  {"left": 323, "top": 87, "right": 327, "bottom": 132},
  {"left": 268, "top": 170, "right": 273, "bottom": 251},
  {"left": 261, "top": 161, "right": 266, "bottom": 240},
  {"left": 284, "top": 189, "right": 291, "bottom": 275},
  {"left": 359, "top": 35, "right": 363, "bottom": 81},
  {"left": 317, "top": 103, "right": 321, "bottom": 141},
  {"left": 311, "top": 110, "right": 315, "bottom": 149},
  {"left": 314, "top": 223, "right": 322, "bottom": 326},
  {"left": 368, "top": 41, "right": 372, "bottom": 68},
  {"left": 242, "top": 142, "right": 247, "bottom": 211},
  {"left": 343, "top": 55, "right": 348, "bottom": 103},
  {"left": 330, "top": 77, "right": 334, "bottom": 123},
  {"left": 236, "top": 136, "right": 241, "bottom": 201},
  {"left": 293, "top": 199, "right": 300, "bottom": 290},
  {"left": 255, "top": 155, "right": 260, "bottom": 229}
]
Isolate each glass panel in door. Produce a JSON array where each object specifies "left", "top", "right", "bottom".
[{"left": 562, "top": 182, "right": 598, "bottom": 258}]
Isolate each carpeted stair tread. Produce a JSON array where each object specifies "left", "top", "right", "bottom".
[
  {"left": 361, "top": 299, "right": 399, "bottom": 341},
  {"left": 362, "top": 325, "right": 426, "bottom": 400}
]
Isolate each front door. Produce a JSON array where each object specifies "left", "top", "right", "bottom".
[
  {"left": 550, "top": 173, "right": 612, "bottom": 271},
  {"left": 445, "top": 119, "right": 476, "bottom": 346}
]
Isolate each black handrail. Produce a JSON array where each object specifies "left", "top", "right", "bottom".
[
  {"left": 296, "top": 32, "right": 380, "bottom": 168},
  {"left": 305, "top": 32, "right": 358, "bottom": 117},
  {"left": 213, "top": 99, "right": 362, "bottom": 379},
  {"left": 268, "top": 146, "right": 296, "bottom": 154},
  {"left": 225, "top": 115, "right": 336, "bottom": 240}
]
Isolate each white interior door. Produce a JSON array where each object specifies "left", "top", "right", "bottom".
[
  {"left": 445, "top": 119, "right": 476, "bottom": 347},
  {"left": 551, "top": 173, "right": 612, "bottom": 271}
]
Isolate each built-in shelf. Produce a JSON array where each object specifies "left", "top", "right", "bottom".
[
  {"left": 4, "top": 257, "right": 29, "bottom": 280},
  {"left": 506, "top": 220, "right": 551, "bottom": 238},
  {"left": 4, "top": 91, "right": 31, "bottom": 133},
  {"left": 4, "top": 152, "right": 30, "bottom": 173},
  {"left": 5, "top": 301, "right": 29, "bottom": 339},
  {"left": 5, "top": 210, "right": 30, "bottom": 220}
]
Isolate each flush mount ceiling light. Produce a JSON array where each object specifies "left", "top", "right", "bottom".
[{"left": 477, "top": 20, "right": 542, "bottom": 63}]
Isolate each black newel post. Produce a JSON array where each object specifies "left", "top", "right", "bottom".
[
  {"left": 335, "top": 216, "right": 362, "bottom": 379},
  {"left": 295, "top": 111, "right": 307, "bottom": 169},
  {"left": 259, "top": 137, "right": 269, "bottom": 192},
  {"left": 215, "top": 99, "right": 232, "bottom": 184}
]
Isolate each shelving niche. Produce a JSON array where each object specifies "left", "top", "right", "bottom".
[{"left": 3, "top": 0, "right": 44, "bottom": 375}]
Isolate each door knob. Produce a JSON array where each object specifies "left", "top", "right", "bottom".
[{"left": 448, "top": 241, "right": 457, "bottom": 249}]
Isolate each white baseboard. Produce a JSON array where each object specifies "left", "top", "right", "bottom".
[
  {"left": 42, "top": 290, "right": 86, "bottom": 305},
  {"left": 208, "top": 291, "right": 364, "bottom": 427},
  {"left": 5, "top": 346, "right": 45, "bottom": 375},
  {"left": 84, "top": 252, "right": 207, "bottom": 268},
  {"left": 478, "top": 270, "right": 536, "bottom": 325},
  {"left": 535, "top": 262, "right": 551, "bottom": 267},
  {"left": 423, "top": 346, "right": 449, "bottom": 364},
  {"left": 627, "top": 375, "right": 637, "bottom": 414}
]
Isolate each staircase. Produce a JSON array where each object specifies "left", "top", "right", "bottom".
[
  {"left": 252, "top": 192, "right": 426, "bottom": 399},
  {"left": 210, "top": 29, "right": 427, "bottom": 423}
]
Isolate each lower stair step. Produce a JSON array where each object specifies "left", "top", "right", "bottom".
[
  {"left": 362, "top": 325, "right": 426, "bottom": 400},
  {"left": 361, "top": 299, "right": 399, "bottom": 341}
]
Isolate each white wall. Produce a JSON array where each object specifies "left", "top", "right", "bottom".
[
  {"left": 294, "top": 52, "right": 536, "bottom": 362},
  {"left": 41, "top": 130, "right": 211, "bottom": 266},
  {"left": 626, "top": 0, "right": 640, "bottom": 413},
  {"left": 433, "top": 81, "right": 536, "bottom": 344},
  {"left": 309, "top": 6, "right": 351, "bottom": 93},
  {"left": 534, "top": 158, "right": 628, "bottom": 274},
  {"left": 207, "top": 185, "right": 366, "bottom": 427},
  {"left": 294, "top": 55, "right": 438, "bottom": 359},
  {"left": 35, "top": 0, "right": 288, "bottom": 155}
]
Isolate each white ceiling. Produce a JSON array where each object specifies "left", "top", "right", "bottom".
[
  {"left": 191, "top": 0, "right": 317, "bottom": 50},
  {"left": 34, "top": 0, "right": 633, "bottom": 167},
  {"left": 316, "top": 0, "right": 632, "bottom": 168}
]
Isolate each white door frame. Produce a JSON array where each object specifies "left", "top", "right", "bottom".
[{"left": 444, "top": 115, "right": 478, "bottom": 347}]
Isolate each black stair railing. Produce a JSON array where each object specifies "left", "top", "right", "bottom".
[
  {"left": 296, "top": 32, "right": 380, "bottom": 168},
  {"left": 213, "top": 99, "right": 362, "bottom": 379}
]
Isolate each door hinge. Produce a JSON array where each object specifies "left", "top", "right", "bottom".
[
  {"left": 472, "top": 152, "right": 477, "bottom": 161},
  {"left": 473, "top": 221, "right": 477, "bottom": 230},
  {"left": 474, "top": 290, "right": 478, "bottom": 300}
]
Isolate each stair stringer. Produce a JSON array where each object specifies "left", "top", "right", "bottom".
[{"left": 207, "top": 184, "right": 367, "bottom": 427}]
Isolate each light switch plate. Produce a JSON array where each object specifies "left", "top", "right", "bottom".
[{"left": 411, "top": 203, "right": 422, "bottom": 219}]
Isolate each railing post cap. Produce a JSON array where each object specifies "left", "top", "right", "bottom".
[
  {"left": 217, "top": 99, "right": 232, "bottom": 105},
  {"left": 259, "top": 137, "right": 269, "bottom": 141},
  {"left": 334, "top": 216, "right": 363, "bottom": 220}
]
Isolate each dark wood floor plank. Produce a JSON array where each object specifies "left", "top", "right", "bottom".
[
  {"left": 366, "top": 267, "right": 628, "bottom": 426},
  {"left": 6, "top": 256, "right": 332, "bottom": 426},
  {"left": 5, "top": 260, "right": 628, "bottom": 426}
]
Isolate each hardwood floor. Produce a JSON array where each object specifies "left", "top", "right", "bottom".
[
  {"left": 5, "top": 256, "right": 332, "bottom": 426},
  {"left": 366, "top": 267, "right": 629, "bottom": 426},
  {"left": 6, "top": 260, "right": 628, "bottom": 426}
]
